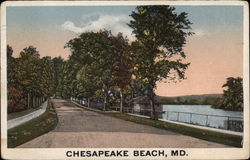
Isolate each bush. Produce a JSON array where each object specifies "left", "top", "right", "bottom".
[{"left": 8, "top": 87, "right": 27, "bottom": 113}]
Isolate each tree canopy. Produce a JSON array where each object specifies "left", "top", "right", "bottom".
[
  {"left": 213, "top": 77, "right": 243, "bottom": 111},
  {"left": 48, "top": 6, "right": 194, "bottom": 118},
  {"left": 129, "top": 6, "right": 193, "bottom": 119},
  {"left": 8, "top": 5, "right": 195, "bottom": 118},
  {"left": 7, "top": 45, "right": 56, "bottom": 112}
]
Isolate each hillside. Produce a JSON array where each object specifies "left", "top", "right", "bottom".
[{"left": 156, "top": 94, "right": 223, "bottom": 105}]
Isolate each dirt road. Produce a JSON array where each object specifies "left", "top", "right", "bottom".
[{"left": 18, "top": 99, "right": 229, "bottom": 148}]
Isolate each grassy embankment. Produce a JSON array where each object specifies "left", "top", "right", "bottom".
[
  {"left": 7, "top": 100, "right": 58, "bottom": 148},
  {"left": 8, "top": 108, "right": 37, "bottom": 120},
  {"left": 72, "top": 101, "right": 242, "bottom": 147}
]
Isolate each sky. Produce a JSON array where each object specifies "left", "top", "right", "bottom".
[{"left": 6, "top": 5, "right": 244, "bottom": 97}]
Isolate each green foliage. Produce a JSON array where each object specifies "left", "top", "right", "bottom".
[
  {"left": 66, "top": 31, "right": 131, "bottom": 108},
  {"left": 7, "top": 45, "right": 13, "bottom": 59},
  {"left": 57, "top": 6, "right": 194, "bottom": 115},
  {"left": 40, "top": 56, "right": 56, "bottom": 97},
  {"left": 7, "top": 6, "right": 194, "bottom": 114},
  {"left": 129, "top": 6, "right": 193, "bottom": 119},
  {"left": 129, "top": 6, "right": 192, "bottom": 85},
  {"left": 111, "top": 33, "right": 132, "bottom": 90},
  {"left": 7, "top": 45, "right": 56, "bottom": 110},
  {"left": 52, "top": 56, "right": 64, "bottom": 96},
  {"left": 65, "top": 30, "right": 113, "bottom": 66},
  {"left": 7, "top": 45, "right": 15, "bottom": 87},
  {"left": 213, "top": 77, "right": 243, "bottom": 111},
  {"left": 70, "top": 31, "right": 114, "bottom": 96},
  {"left": 129, "top": 6, "right": 193, "bottom": 57},
  {"left": 76, "top": 65, "right": 99, "bottom": 98},
  {"left": 110, "top": 33, "right": 132, "bottom": 111},
  {"left": 55, "top": 61, "right": 78, "bottom": 98},
  {"left": 10, "top": 46, "right": 42, "bottom": 95}
]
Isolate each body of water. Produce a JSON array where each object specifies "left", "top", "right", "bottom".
[{"left": 161, "top": 105, "right": 243, "bottom": 131}]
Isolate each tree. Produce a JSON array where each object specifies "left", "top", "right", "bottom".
[
  {"left": 52, "top": 56, "right": 64, "bottom": 97},
  {"left": 11, "top": 46, "right": 42, "bottom": 108},
  {"left": 66, "top": 30, "right": 115, "bottom": 110},
  {"left": 129, "top": 6, "right": 193, "bottom": 119},
  {"left": 7, "top": 45, "right": 58, "bottom": 112},
  {"left": 7, "top": 45, "right": 13, "bottom": 59},
  {"left": 110, "top": 33, "right": 132, "bottom": 112},
  {"left": 9, "top": 46, "right": 56, "bottom": 109},
  {"left": 65, "top": 31, "right": 113, "bottom": 67},
  {"left": 59, "top": 61, "right": 78, "bottom": 98},
  {"left": 7, "top": 45, "right": 15, "bottom": 86},
  {"left": 216, "top": 77, "right": 243, "bottom": 111},
  {"left": 76, "top": 65, "right": 101, "bottom": 107},
  {"left": 8, "top": 87, "right": 27, "bottom": 113},
  {"left": 39, "top": 56, "right": 56, "bottom": 98}
]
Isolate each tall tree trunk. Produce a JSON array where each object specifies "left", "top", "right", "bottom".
[
  {"left": 120, "top": 89, "right": 123, "bottom": 112},
  {"left": 35, "top": 96, "right": 38, "bottom": 108},
  {"left": 150, "top": 95, "right": 157, "bottom": 119},
  {"left": 38, "top": 96, "right": 40, "bottom": 106},
  {"left": 88, "top": 98, "right": 90, "bottom": 108},
  {"left": 103, "top": 96, "right": 107, "bottom": 111},
  {"left": 37, "top": 96, "right": 39, "bottom": 107},
  {"left": 35, "top": 96, "right": 37, "bottom": 107},
  {"left": 38, "top": 96, "right": 39, "bottom": 107},
  {"left": 35, "top": 96, "right": 37, "bottom": 108},
  {"left": 39, "top": 96, "right": 41, "bottom": 106},
  {"left": 149, "top": 95, "right": 157, "bottom": 120},
  {"left": 30, "top": 94, "right": 32, "bottom": 108},
  {"left": 27, "top": 93, "right": 30, "bottom": 109},
  {"left": 32, "top": 95, "right": 35, "bottom": 108}
]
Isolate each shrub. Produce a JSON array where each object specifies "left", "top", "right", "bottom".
[{"left": 8, "top": 87, "right": 27, "bottom": 113}]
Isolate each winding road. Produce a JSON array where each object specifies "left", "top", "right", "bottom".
[{"left": 18, "top": 99, "right": 229, "bottom": 148}]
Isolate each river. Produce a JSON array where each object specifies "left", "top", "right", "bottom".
[{"left": 161, "top": 105, "right": 243, "bottom": 132}]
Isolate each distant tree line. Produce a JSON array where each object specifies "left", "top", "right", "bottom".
[
  {"left": 156, "top": 77, "right": 243, "bottom": 111},
  {"left": 156, "top": 95, "right": 222, "bottom": 106}
]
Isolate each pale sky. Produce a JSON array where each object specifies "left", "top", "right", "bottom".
[{"left": 6, "top": 5, "right": 244, "bottom": 97}]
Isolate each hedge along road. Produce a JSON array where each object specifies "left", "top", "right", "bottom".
[{"left": 18, "top": 99, "right": 229, "bottom": 148}]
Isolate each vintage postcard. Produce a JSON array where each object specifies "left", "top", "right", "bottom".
[{"left": 1, "top": 0, "right": 249, "bottom": 159}]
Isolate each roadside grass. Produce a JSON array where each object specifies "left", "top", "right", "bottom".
[
  {"left": 72, "top": 101, "right": 242, "bottom": 147},
  {"left": 8, "top": 108, "right": 37, "bottom": 120},
  {"left": 7, "top": 100, "right": 58, "bottom": 148}
]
